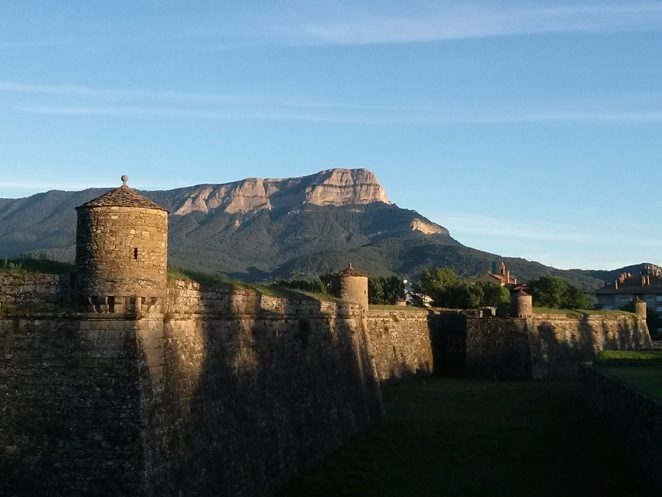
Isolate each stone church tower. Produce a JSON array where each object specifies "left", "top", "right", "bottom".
[{"left": 75, "top": 175, "right": 168, "bottom": 312}]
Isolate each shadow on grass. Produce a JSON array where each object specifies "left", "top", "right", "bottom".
[{"left": 278, "top": 378, "right": 657, "bottom": 497}]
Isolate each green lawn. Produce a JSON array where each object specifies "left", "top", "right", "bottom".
[
  {"left": 534, "top": 307, "right": 633, "bottom": 317},
  {"left": 597, "top": 350, "right": 662, "bottom": 363},
  {"left": 599, "top": 366, "right": 662, "bottom": 401},
  {"left": 596, "top": 351, "right": 662, "bottom": 401},
  {"left": 278, "top": 378, "right": 656, "bottom": 497}
]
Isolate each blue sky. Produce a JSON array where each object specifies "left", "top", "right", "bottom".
[{"left": 1, "top": 1, "right": 661, "bottom": 270}]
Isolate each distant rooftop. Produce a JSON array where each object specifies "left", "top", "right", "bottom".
[
  {"left": 76, "top": 175, "right": 166, "bottom": 211},
  {"left": 596, "top": 269, "right": 662, "bottom": 295}
]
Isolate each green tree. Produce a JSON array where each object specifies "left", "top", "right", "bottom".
[
  {"left": 528, "top": 275, "right": 566, "bottom": 308},
  {"left": 420, "top": 267, "right": 460, "bottom": 307},
  {"left": 368, "top": 276, "right": 405, "bottom": 304},
  {"left": 464, "top": 283, "right": 484, "bottom": 309},
  {"left": 476, "top": 281, "right": 511, "bottom": 307},
  {"left": 383, "top": 276, "right": 405, "bottom": 303},
  {"left": 528, "top": 275, "right": 590, "bottom": 309},
  {"left": 563, "top": 285, "right": 591, "bottom": 309},
  {"left": 368, "top": 277, "right": 385, "bottom": 304}
]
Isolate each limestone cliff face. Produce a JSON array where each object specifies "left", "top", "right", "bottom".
[
  {"left": 172, "top": 168, "right": 390, "bottom": 216},
  {"left": 173, "top": 179, "right": 272, "bottom": 215},
  {"left": 410, "top": 218, "right": 447, "bottom": 235},
  {"left": 304, "top": 168, "right": 390, "bottom": 206}
]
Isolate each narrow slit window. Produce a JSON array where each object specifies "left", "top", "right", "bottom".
[{"left": 134, "top": 248, "right": 139, "bottom": 260}]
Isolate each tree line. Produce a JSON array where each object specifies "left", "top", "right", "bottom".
[{"left": 271, "top": 267, "right": 592, "bottom": 310}]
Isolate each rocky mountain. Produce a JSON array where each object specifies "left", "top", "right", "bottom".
[
  {"left": 168, "top": 168, "right": 392, "bottom": 215},
  {"left": 0, "top": 168, "right": 605, "bottom": 289}
]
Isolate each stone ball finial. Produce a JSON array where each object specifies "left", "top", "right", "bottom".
[{"left": 121, "top": 175, "right": 128, "bottom": 186}]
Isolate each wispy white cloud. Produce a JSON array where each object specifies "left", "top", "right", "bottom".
[
  {"left": 0, "top": 80, "right": 418, "bottom": 112},
  {"left": 5, "top": 78, "right": 662, "bottom": 125},
  {"left": 297, "top": 3, "right": 662, "bottom": 45},
  {"left": 0, "top": 81, "right": 251, "bottom": 103},
  {"left": 3, "top": 2, "right": 662, "bottom": 52},
  {"left": 12, "top": 104, "right": 395, "bottom": 123},
  {"left": 13, "top": 103, "right": 662, "bottom": 125},
  {"left": 188, "top": 2, "right": 662, "bottom": 47}
]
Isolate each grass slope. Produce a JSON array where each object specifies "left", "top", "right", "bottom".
[
  {"left": 278, "top": 378, "right": 655, "bottom": 497},
  {"left": 597, "top": 350, "right": 662, "bottom": 401}
]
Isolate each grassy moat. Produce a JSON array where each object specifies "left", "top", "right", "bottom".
[
  {"left": 278, "top": 377, "right": 657, "bottom": 497},
  {"left": 597, "top": 350, "right": 662, "bottom": 401}
]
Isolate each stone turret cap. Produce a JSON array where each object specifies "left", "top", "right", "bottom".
[
  {"left": 337, "top": 262, "right": 366, "bottom": 277},
  {"left": 76, "top": 175, "right": 167, "bottom": 212},
  {"left": 512, "top": 288, "right": 531, "bottom": 296}
]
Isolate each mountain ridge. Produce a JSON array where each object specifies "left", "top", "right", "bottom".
[{"left": 0, "top": 168, "right": 623, "bottom": 290}]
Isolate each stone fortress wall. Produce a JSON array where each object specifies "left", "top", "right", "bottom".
[
  {"left": 1, "top": 276, "right": 383, "bottom": 497},
  {"left": 0, "top": 272, "right": 652, "bottom": 496}
]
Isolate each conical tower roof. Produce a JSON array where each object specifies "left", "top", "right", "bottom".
[
  {"left": 76, "top": 175, "right": 166, "bottom": 211},
  {"left": 337, "top": 262, "right": 366, "bottom": 277}
]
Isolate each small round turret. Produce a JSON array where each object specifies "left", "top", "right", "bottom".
[
  {"left": 633, "top": 297, "right": 647, "bottom": 319},
  {"left": 511, "top": 289, "right": 533, "bottom": 318},
  {"left": 332, "top": 263, "right": 369, "bottom": 310},
  {"left": 75, "top": 176, "right": 168, "bottom": 311}
]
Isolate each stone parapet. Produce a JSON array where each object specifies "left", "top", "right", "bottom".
[{"left": 0, "top": 272, "right": 70, "bottom": 315}]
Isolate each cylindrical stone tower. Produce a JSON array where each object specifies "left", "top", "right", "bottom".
[
  {"left": 75, "top": 175, "right": 168, "bottom": 312},
  {"left": 332, "top": 263, "right": 369, "bottom": 309},
  {"left": 634, "top": 296, "right": 647, "bottom": 319},
  {"left": 511, "top": 289, "right": 533, "bottom": 318}
]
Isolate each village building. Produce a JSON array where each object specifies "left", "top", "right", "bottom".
[
  {"left": 596, "top": 265, "right": 662, "bottom": 329},
  {"left": 478, "top": 261, "right": 519, "bottom": 288}
]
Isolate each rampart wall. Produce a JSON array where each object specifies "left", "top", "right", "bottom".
[
  {"left": 0, "top": 273, "right": 654, "bottom": 496},
  {"left": 528, "top": 313, "right": 650, "bottom": 378},
  {"left": 364, "top": 308, "right": 435, "bottom": 380},
  {"left": 0, "top": 272, "right": 69, "bottom": 314},
  {"left": 462, "top": 313, "right": 651, "bottom": 378},
  {"left": 0, "top": 315, "right": 146, "bottom": 496},
  {"left": 0, "top": 275, "right": 382, "bottom": 497},
  {"left": 141, "top": 281, "right": 381, "bottom": 497},
  {"left": 465, "top": 317, "right": 531, "bottom": 378}
]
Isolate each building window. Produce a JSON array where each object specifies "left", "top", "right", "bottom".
[{"left": 134, "top": 248, "right": 138, "bottom": 260}]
